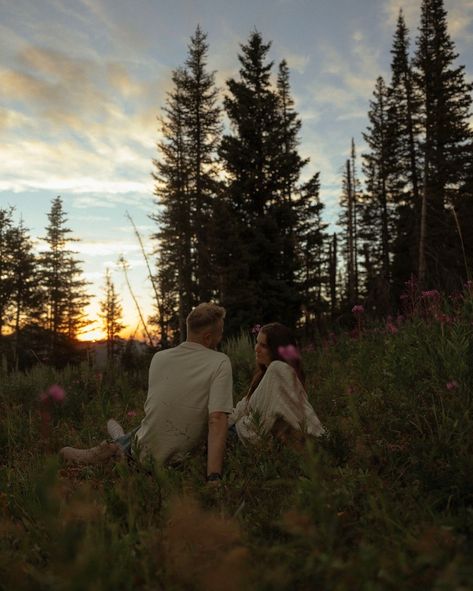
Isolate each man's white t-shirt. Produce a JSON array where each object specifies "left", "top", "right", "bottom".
[{"left": 134, "top": 341, "right": 233, "bottom": 464}]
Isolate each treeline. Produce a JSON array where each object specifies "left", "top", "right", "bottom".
[
  {"left": 151, "top": 0, "right": 473, "bottom": 341},
  {"left": 0, "top": 197, "right": 125, "bottom": 367}
]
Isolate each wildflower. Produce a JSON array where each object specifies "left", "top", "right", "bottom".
[
  {"left": 346, "top": 385, "right": 355, "bottom": 395},
  {"left": 251, "top": 324, "right": 262, "bottom": 335},
  {"left": 446, "top": 380, "right": 459, "bottom": 391},
  {"left": 277, "top": 344, "right": 300, "bottom": 362},
  {"left": 47, "top": 384, "right": 66, "bottom": 402},
  {"left": 127, "top": 410, "right": 138, "bottom": 417},
  {"left": 352, "top": 304, "right": 364, "bottom": 314},
  {"left": 386, "top": 318, "right": 398, "bottom": 335},
  {"left": 421, "top": 289, "right": 440, "bottom": 299}
]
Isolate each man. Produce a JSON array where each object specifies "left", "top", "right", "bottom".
[{"left": 60, "top": 303, "right": 233, "bottom": 482}]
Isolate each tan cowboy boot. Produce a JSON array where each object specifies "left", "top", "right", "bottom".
[{"left": 59, "top": 440, "right": 121, "bottom": 464}]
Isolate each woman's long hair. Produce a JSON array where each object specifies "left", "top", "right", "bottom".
[{"left": 246, "top": 322, "right": 305, "bottom": 398}]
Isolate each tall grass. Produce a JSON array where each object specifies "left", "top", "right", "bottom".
[{"left": 1, "top": 286, "right": 472, "bottom": 590}]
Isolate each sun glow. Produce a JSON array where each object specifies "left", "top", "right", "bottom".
[{"left": 78, "top": 326, "right": 107, "bottom": 342}]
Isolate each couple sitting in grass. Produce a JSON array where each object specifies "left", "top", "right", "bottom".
[{"left": 60, "top": 303, "right": 325, "bottom": 482}]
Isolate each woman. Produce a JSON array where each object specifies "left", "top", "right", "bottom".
[{"left": 229, "top": 323, "right": 325, "bottom": 446}]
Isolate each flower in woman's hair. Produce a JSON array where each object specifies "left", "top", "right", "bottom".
[
  {"left": 251, "top": 324, "right": 262, "bottom": 335},
  {"left": 352, "top": 305, "right": 364, "bottom": 315},
  {"left": 278, "top": 344, "right": 300, "bottom": 362}
]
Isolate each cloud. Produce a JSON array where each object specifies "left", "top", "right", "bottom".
[
  {"left": 382, "top": 0, "right": 420, "bottom": 31},
  {"left": 74, "top": 240, "right": 141, "bottom": 257},
  {"left": 383, "top": 0, "right": 473, "bottom": 45},
  {"left": 284, "top": 51, "right": 310, "bottom": 74}
]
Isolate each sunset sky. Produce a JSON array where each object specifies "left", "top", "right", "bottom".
[{"left": 1, "top": 0, "right": 472, "bottom": 340}]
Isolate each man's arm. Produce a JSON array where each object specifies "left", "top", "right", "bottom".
[{"left": 207, "top": 411, "right": 228, "bottom": 479}]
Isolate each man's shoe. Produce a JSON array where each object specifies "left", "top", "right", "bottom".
[
  {"left": 107, "top": 418, "right": 125, "bottom": 440},
  {"left": 59, "top": 441, "right": 121, "bottom": 464}
]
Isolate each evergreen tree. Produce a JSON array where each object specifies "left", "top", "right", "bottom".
[
  {"left": 181, "top": 25, "right": 222, "bottom": 302},
  {"left": 38, "top": 196, "right": 90, "bottom": 362},
  {"left": 389, "top": 10, "right": 423, "bottom": 293},
  {"left": 9, "top": 219, "right": 42, "bottom": 335},
  {"left": 360, "top": 76, "right": 400, "bottom": 312},
  {"left": 99, "top": 268, "right": 124, "bottom": 362},
  {"left": 219, "top": 31, "right": 305, "bottom": 331},
  {"left": 338, "top": 157, "right": 357, "bottom": 306},
  {"left": 413, "top": 0, "right": 473, "bottom": 287},
  {"left": 0, "top": 208, "right": 15, "bottom": 339},
  {"left": 0, "top": 210, "right": 41, "bottom": 342},
  {"left": 296, "top": 173, "right": 328, "bottom": 338},
  {"left": 276, "top": 60, "right": 309, "bottom": 313},
  {"left": 152, "top": 67, "right": 193, "bottom": 339},
  {"left": 152, "top": 28, "right": 222, "bottom": 339}
]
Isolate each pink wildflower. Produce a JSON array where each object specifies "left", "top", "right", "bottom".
[
  {"left": 352, "top": 305, "right": 364, "bottom": 315},
  {"left": 40, "top": 384, "right": 65, "bottom": 403},
  {"left": 446, "top": 380, "right": 459, "bottom": 391},
  {"left": 251, "top": 324, "right": 262, "bottom": 335},
  {"left": 421, "top": 290, "right": 440, "bottom": 299},
  {"left": 386, "top": 318, "right": 398, "bottom": 335},
  {"left": 278, "top": 344, "right": 300, "bottom": 362},
  {"left": 127, "top": 410, "right": 138, "bottom": 418}
]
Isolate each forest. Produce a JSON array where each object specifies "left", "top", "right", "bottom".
[{"left": 1, "top": 0, "right": 472, "bottom": 368}]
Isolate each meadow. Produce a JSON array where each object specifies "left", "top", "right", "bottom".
[{"left": 1, "top": 286, "right": 473, "bottom": 591}]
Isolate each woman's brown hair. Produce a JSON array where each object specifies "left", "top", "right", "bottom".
[{"left": 246, "top": 322, "right": 305, "bottom": 398}]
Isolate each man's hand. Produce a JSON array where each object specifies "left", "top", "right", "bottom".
[{"left": 207, "top": 411, "right": 228, "bottom": 481}]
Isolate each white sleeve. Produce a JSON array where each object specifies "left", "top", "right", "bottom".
[{"left": 208, "top": 356, "right": 234, "bottom": 414}]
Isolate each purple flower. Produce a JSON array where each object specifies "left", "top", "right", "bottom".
[
  {"left": 386, "top": 319, "right": 398, "bottom": 335},
  {"left": 278, "top": 344, "right": 300, "bottom": 363},
  {"left": 421, "top": 290, "right": 440, "bottom": 299},
  {"left": 352, "top": 305, "right": 364, "bottom": 315},
  {"left": 44, "top": 384, "right": 66, "bottom": 402},
  {"left": 251, "top": 324, "right": 262, "bottom": 335}
]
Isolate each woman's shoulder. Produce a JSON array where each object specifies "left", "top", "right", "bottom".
[{"left": 266, "top": 360, "right": 295, "bottom": 376}]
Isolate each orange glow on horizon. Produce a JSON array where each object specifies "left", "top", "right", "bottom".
[{"left": 77, "top": 326, "right": 107, "bottom": 342}]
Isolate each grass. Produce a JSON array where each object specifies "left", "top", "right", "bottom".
[{"left": 1, "top": 288, "right": 473, "bottom": 590}]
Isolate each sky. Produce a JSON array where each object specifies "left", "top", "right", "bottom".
[{"left": 1, "top": 0, "right": 472, "bottom": 340}]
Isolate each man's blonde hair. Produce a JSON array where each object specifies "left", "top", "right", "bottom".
[{"left": 186, "top": 303, "right": 226, "bottom": 334}]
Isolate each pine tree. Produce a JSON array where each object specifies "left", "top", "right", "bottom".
[
  {"left": 0, "top": 210, "right": 41, "bottom": 341},
  {"left": 152, "top": 28, "right": 222, "bottom": 339},
  {"left": 152, "top": 67, "right": 193, "bottom": 339},
  {"left": 0, "top": 208, "right": 15, "bottom": 339},
  {"left": 296, "top": 173, "right": 328, "bottom": 338},
  {"left": 414, "top": 0, "right": 473, "bottom": 287},
  {"left": 328, "top": 233, "right": 338, "bottom": 319},
  {"left": 9, "top": 219, "right": 42, "bottom": 335},
  {"left": 389, "top": 10, "right": 423, "bottom": 293},
  {"left": 38, "top": 196, "right": 90, "bottom": 362},
  {"left": 219, "top": 31, "right": 305, "bottom": 330},
  {"left": 99, "top": 268, "right": 124, "bottom": 362},
  {"left": 338, "top": 157, "right": 357, "bottom": 306},
  {"left": 360, "top": 76, "right": 400, "bottom": 312},
  {"left": 276, "top": 60, "right": 309, "bottom": 315},
  {"left": 181, "top": 25, "right": 222, "bottom": 302}
]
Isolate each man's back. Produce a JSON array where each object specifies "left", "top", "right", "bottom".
[{"left": 135, "top": 341, "right": 233, "bottom": 464}]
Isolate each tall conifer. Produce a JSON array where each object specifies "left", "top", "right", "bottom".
[{"left": 413, "top": 0, "right": 473, "bottom": 287}]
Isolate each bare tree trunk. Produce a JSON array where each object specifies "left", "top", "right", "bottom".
[
  {"left": 418, "top": 157, "right": 428, "bottom": 286},
  {"left": 329, "top": 233, "right": 337, "bottom": 319}
]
